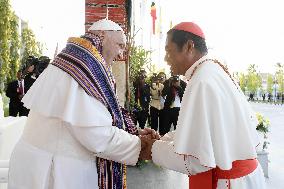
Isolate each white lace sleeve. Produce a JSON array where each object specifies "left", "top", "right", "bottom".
[{"left": 152, "top": 134, "right": 211, "bottom": 175}]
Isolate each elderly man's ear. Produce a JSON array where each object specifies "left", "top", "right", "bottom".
[{"left": 97, "top": 31, "right": 105, "bottom": 40}]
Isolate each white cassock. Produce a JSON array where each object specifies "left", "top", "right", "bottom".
[
  {"left": 151, "top": 55, "right": 266, "bottom": 189},
  {"left": 8, "top": 65, "right": 141, "bottom": 189}
]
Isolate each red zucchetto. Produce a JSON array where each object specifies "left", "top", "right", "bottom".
[{"left": 172, "top": 22, "right": 205, "bottom": 39}]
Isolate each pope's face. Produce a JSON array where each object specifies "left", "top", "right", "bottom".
[
  {"left": 165, "top": 34, "right": 187, "bottom": 75},
  {"left": 103, "top": 31, "right": 126, "bottom": 61}
]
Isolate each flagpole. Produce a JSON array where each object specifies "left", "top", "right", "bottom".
[
  {"left": 53, "top": 42, "right": 59, "bottom": 59},
  {"left": 106, "top": 0, "right": 109, "bottom": 19}
]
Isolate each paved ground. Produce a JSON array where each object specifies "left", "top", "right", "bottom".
[
  {"left": 127, "top": 103, "right": 284, "bottom": 189},
  {"left": 127, "top": 162, "right": 188, "bottom": 189}
]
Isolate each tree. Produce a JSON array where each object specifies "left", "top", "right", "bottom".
[
  {"left": 0, "top": 0, "right": 12, "bottom": 92},
  {"left": 21, "top": 27, "right": 43, "bottom": 64},
  {"left": 129, "top": 46, "right": 152, "bottom": 84},
  {"left": 267, "top": 74, "right": 273, "bottom": 94},
  {"left": 248, "top": 64, "right": 257, "bottom": 73},
  {"left": 8, "top": 12, "right": 21, "bottom": 83},
  {"left": 0, "top": 0, "right": 42, "bottom": 92},
  {"left": 124, "top": 27, "right": 152, "bottom": 110},
  {"left": 275, "top": 62, "right": 284, "bottom": 94},
  {"left": 127, "top": 46, "right": 152, "bottom": 110},
  {"left": 246, "top": 64, "right": 262, "bottom": 94},
  {"left": 238, "top": 72, "right": 247, "bottom": 93}
]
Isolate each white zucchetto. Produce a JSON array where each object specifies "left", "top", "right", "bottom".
[{"left": 88, "top": 19, "right": 123, "bottom": 31}]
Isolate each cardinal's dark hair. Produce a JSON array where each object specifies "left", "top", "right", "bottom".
[{"left": 167, "top": 29, "right": 208, "bottom": 54}]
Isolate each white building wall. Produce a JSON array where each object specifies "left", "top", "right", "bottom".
[{"left": 131, "top": 0, "right": 171, "bottom": 74}]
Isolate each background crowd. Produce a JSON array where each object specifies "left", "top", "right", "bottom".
[
  {"left": 3, "top": 53, "right": 187, "bottom": 136},
  {"left": 133, "top": 70, "right": 187, "bottom": 135},
  {"left": 5, "top": 55, "right": 50, "bottom": 117}
]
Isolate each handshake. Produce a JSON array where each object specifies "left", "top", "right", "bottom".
[{"left": 138, "top": 128, "right": 161, "bottom": 161}]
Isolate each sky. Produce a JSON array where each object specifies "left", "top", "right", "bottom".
[
  {"left": 168, "top": 0, "right": 284, "bottom": 73},
  {"left": 11, "top": 0, "right": 284, "bottom": 74},
  {"left": 11, "top": 0, "right": 85, "bottom": 59}
]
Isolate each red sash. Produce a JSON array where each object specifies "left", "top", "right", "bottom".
[{"left": 189, "top": 159, "right": 258, "bottom": 189}]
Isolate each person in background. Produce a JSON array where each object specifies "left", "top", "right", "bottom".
[
  {"left": 268, "top": 93, "right": 272, "bottom": 102},
  {"left": 21, "top": 56, "right": 38, "bottom": 92},
  {"left": 156, "top": 72, "right": 166, "bottom": 132},
  {"left": 160, "top": 74, "right": 186, "bottom": 135},
  {"left": 133, "top": 70, "right": 151, "bottom": 129},
  {"left": 5, "top": 70, "right": 26, "bottom": 116},
  {"left": 19, "top": 56, "right": 50, "bottom": 116},
  {"left": 149, "top": 75, "right": 164, "bottom": 131},
  {"left": 157, "top": 72, "right": 167, "bottom": 84},
  {"left": 262, "top": 93, "right": 266, "bottom": 102}
]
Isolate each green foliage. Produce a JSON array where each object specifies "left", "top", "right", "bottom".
[
  {"left": 128, "top": 46, "right": 152, "bottom": 111},
  {"left": 275, "top": 62, "right": 284, "bottom": 93},
  {"left": 21, "top": 27, "right": 43, "bottom": 64},
  {"left": 266, "top": 74, "right": 274, "bottom": 94},
  {"left": 232, "top": 63, "right": 284, "bottom": 97},
  {"left": 238, "top": 73, "right": 247, "bottom": 92},
  {"left": 237, "top": 64, "right": 262, "bottom": 94},
  {"left": 256, "top": 112, "right": 270, "bottom": 134},
  {"left": 8, "top": 12, "right": 21, "bottom": 83},
  {"left": 256, "top": 112, "right": 270, "bottom": 150},
  {"left": 1, "top": 93, "right": 9, "bottom": 117},
  {"left": 136, "top": 160, "right": 150, "bottom": 169},
  {"left": 246, "top": 64, "right": 262, "bottom": 94},
  {"left": 0, "top": 0, "right": 42, "bottom": 92},
  {"left": 129, "top": 46, "right": 152, "bottom": 84},
  {"left": 0, "top": 0, "right": 12, "bottom": 92}
]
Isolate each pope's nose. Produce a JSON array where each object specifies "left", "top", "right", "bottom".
[
  {"left": 116, "top": 51, "right": 124, "bottom": 60},
  {"left": 118, "top": 53, "right": 123, "bottom": 60}
]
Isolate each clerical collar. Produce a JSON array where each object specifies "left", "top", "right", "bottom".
[{"left": 184, "top": 55, "right": 209, "bottom": 80}]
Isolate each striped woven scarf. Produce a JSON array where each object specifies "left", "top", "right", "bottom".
[{"left": 51, "top": 33, "right": 138, "bottom": 189}]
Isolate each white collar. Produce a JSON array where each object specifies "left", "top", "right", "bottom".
[{"left": 184, "top": 55, "right": 209, "bottom": 80}]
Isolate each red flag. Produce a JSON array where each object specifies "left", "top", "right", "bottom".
[{"left": 150, "top": 2, "right": 157, "bottom": 35}]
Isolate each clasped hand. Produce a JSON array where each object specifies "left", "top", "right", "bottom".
[{"left": 138, "top": 128, "right": 160, "bottom": 161}]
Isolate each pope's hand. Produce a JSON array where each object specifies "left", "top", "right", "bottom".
[
  {"left": 139, "top": 136, "right": 155, "bottom": 160},
  {"left": 138, "top": 128, "right": 160, "bottom": 140},
  {"left": 138, "top": 128, "right": 160, "bottom": 160}
]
